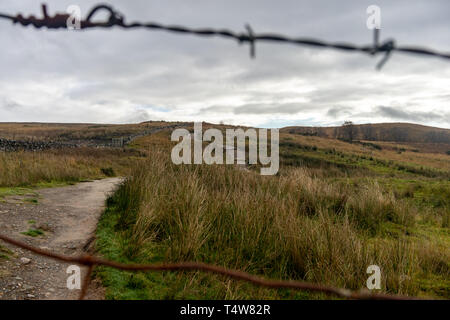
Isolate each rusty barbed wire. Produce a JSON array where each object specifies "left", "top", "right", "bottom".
[
  {"left": 0, "top": 233, "right": 419, "bottom": 300},
  {"left": 1, "top": 4, "right": 450, "bottom": 69}
]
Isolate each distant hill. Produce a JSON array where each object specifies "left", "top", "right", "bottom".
[{"left": 281, "top": 123, "right": 450, "bottom": 144}]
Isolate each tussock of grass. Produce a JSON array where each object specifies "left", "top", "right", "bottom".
[
  {"left": 21, "top": 229, "right": 44, "bottom": 237},
  {"left": 101, "top": 167, "right": 116, "bottom": 177},
  {"left": 0, "top": 244, "right": 13, "bottom": 260}
]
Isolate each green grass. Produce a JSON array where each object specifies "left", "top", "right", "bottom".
[
  {"left": 96, "top": 198, "right": 323, "bottom": 300},
  {"left": 21, "top": 229, "right": 44, "bottom": 237},
  {"left": 0, "top": 245, "right": 13, "bottom": 260},
  {"left": 0, "top": 182, "right": 76, "bottom": 201},
  {"left": 96, "top": 205, "right": 175, "bottom": 300},
  {"left": 24, "top": 198, "right": 38, "bottom": 204},
  {"left": 101, "top": 167, "right": 116, "bottom": 177},
  {"left": 0, "top": 187, "right": 37, "bottom": 198}
]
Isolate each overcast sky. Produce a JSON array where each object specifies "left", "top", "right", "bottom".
[{"left": 0, "top": 0, "right": 449, "bottom": 128}]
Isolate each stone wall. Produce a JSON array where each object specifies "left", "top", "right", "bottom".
[
  {"left": 0, "top": 138, "right": 78, "bottom": 152},
  {"left": 0, "top": 124, "right": 186, "bottom": 152}
]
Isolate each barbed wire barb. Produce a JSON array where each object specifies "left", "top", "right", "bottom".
[
  {"left": 0, "top": 3, "right": 450, "bottom": 69},
  {"left": 244, "top": 24, "right": 256, "bottom": 58}
]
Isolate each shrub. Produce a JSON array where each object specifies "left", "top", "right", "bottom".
[{"left": 101, "top": 167, "right": 116, "bottom": 177}]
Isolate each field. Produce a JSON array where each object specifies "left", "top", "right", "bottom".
[
  {"left": 0, "top": 122, "right": 174, "bottom": 142},
  {"left": 96, "top": 127, "right": 450, "bottom": 299},
  {"left": 0, "top": 122, "right": 449, "bottom": 299}
]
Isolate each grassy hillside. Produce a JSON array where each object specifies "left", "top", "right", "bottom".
[
  {"left": 282, "top": 123, "right": 450, "bottom": 149},
  {"left": 95, "top": 127, "right": 450, "bottom": 300},
  {"left": 0, "top": 123, "right": 152, "bottom": 190}
]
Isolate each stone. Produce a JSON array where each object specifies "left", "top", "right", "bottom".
[{"left": 22, "top": 284, "right": 34, "bottom": 291}]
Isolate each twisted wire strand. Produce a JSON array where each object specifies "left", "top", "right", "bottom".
[{"left": 0, "top": 233, "right": 419, "bottom": 300}]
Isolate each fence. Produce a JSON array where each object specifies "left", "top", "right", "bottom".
[
  {"left": 0, "top": 4, "right": 450, "bottom": 70},
  {"left": 0, "top": 233, "right": 418, "bottom": 300}
]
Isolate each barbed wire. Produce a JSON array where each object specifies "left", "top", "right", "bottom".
[
  {"left": 0, "top": 233, "right": 419, "bottom": 300},
  {"left": 1, "top": 4, "right": 450, "bottom": 69}
]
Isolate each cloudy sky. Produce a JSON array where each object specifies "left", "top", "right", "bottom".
[{"left": 0, "top": 0, "right": 449, "bottom": 128}]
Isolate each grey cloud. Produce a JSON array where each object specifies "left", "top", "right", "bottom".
[
  {"left": 375, "top": 106, "right": 447, "bottom": 122},
  {"left": 234, "top": 103, "right": 307, "bottom": 115},
  {"left": 200, "top": 102, "right": 308, "bottom": 115},
  {"left": 0, "top": 0, "right": 449, "bottom": 127},
  {"left": 121, "top": 110, "right": 152, "bottom": 123},
  {"left": 326, "top": 106, "right": 354, "bottom": 118},
  {"left": 1, "top": 98, "right": 22, "bottom": 111}
]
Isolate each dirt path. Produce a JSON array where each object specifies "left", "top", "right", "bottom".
[{"left": 0, "top": 178, "right": 122, "bottom": 300}]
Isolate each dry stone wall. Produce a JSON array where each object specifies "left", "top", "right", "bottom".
[
  {"left": 0, "top": 138, "right": 78, "bottom": 152},
  {"left": 0, "top": 124, "right": 186, "bottom": 151}
]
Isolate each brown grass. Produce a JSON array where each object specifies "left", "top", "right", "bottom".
[
  {"left": 105, "top": 150, "right": 449, "bottom": 298},
  {"left": 281, "top": 133, "right": 450, "bottom": 172},
  {"left": 0, "top": 147, "right": 143, "bottom": 187}
]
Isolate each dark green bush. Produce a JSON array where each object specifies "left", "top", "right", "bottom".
[{"left": 101, "top": 167, "right": 116, "bottom": 177}]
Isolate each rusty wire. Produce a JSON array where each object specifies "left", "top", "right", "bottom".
[
  {"left": 0, "top": 233, "right": 419, "bottom": 300},
  {"left": 1, "top": 4, "right": 450, "bottom": 69}
]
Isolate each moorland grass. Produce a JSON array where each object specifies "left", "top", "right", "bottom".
[
  {"left": 96, "top": 151, "right": 449, "bottom": 299},
  {"left": 0, "top": 147, "right": 143, "bottom": 188}
]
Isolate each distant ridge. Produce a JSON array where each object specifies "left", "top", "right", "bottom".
[{"left": 281, "top": 123, "right": 450, "bottom": 144}]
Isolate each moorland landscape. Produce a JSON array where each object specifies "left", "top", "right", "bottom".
[{"left": 0, "top": 121, "right": 448, "bottom": 299}]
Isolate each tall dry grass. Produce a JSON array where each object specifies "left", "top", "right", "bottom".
[
  {"left": 108, "top": 152, "right": 449, "bottom": 297},
  {"left": 0, "top": 148, "right": 140, "bottom": 187}
]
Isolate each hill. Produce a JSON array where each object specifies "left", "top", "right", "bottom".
[{"left": 281, "top": 123, "right": 450, "bottom": 144}]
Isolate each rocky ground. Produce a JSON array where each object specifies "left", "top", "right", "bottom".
[{"left": 0, "top": 178, "right": 122, "bottom": 300}]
